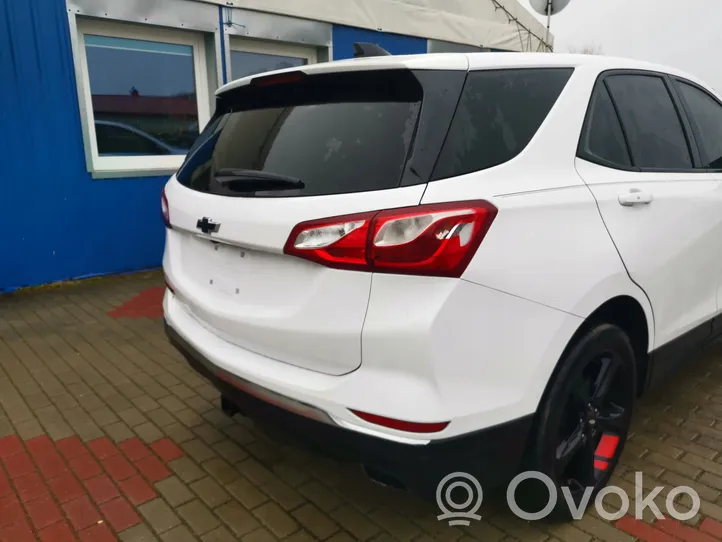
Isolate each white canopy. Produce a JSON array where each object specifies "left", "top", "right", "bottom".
[{"left": 204, "top": 0, "right": 552, "bottom": 52}]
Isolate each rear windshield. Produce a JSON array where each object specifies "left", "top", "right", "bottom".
[
  {"left": 177, "top": 70, "right": 423, "bottom": 197},
  {"left": 432, "top": 68, "right": 574, "bottom": 180}
]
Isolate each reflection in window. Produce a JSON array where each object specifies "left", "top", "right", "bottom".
[
  {"left": 605, "top": 75, "right": 692, "bottom": 170},
  {"left": 582, "top": 85, "right": 631, "bottom": 167},
  {"left": 230, "top": 50, "right": 307, "bottom": 80},
  {"left": 677, "top": 82, "right": 722, "bottom": 169},
  {"left": 85, "top": 35, "right": 198, "bottom": 156}
]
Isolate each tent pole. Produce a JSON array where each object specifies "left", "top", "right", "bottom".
[{"left": 545, "top": 0, "right": 552, "bottom": 51}]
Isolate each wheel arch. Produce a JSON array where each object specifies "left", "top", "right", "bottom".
[
  {"left": 561, "top": 295, "right": 652, "bottom": 397},
  {"left": 520, "top": 293, "right": 651, "bottom": 474}
]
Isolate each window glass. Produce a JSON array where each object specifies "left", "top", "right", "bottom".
[
  {"left": 605, "top": 75, "right": 691, "bottom": 169},
  {"left": 177, "top": 70, "right": 422, "bottom": 197},
  {"left": 231, "top": 51, "right": 307, "bottom": 80},
  {"left": 85, "top": 35, "right": 198, "bottom": 156},
  {"left": 94, "top": 121, "right": 170, "bottom": 156},
  {"left": 432, "top": 68, "right": 573, "bottom": 180},
  {"left": 677, "top": 82, "right": 722, "bottom": 169},
  {"left": 580, "top": 84, "right": 631, "bottom": 167}
]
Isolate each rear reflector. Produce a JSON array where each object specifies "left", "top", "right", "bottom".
[
  {"left": 283, "top": 200, "right": 497, "bottom": 277},
  {"left": 164, "top": 278, "right": 175, "bottom": 294},
  {"left": 350, "top": 409, "right": 449, "bottom": 434},
  {"left": 161, "top": 187, "right": 171, "bottom": 229}
]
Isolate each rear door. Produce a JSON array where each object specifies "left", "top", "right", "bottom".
[
  {"left": 671, "top": 77, "right": 722, "bottom": 324},
  {"left": 576, "top": 72, "right": 722, "bottom": 352},
  {"left": 163, "top": 66, "right": 468, "bottom": 375}
]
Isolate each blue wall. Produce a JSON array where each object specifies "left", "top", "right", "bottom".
[
  {"left": 0, "top": 0, "right": 168, "bottom": 292},
  {"left": 0, "top": 2, "right": 428, "bottom": 292},
  {"left": 332, "top": 25, "right": 427, "bottom": 60}
]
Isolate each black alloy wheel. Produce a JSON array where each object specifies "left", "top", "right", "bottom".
[{"left": 521, "top": 324, "right": 636, "bottom": 520}]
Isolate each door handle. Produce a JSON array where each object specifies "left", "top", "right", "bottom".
[{"left": 618, "top": 189, "right": 653, "bottom": 206}]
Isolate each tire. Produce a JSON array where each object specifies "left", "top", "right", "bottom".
[{"left": 518, "top": 323, "right": 637, "bottom": 521}]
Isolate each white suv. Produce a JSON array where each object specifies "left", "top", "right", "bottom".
[{"left": 162, "top": 51, "right": 722, "bottom": 515}]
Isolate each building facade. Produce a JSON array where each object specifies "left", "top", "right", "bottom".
[{"left": 0, "top": 0, "right": 550, "bottom": 292}]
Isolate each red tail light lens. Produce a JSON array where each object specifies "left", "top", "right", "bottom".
[
  {"left": 161, "top": 187, "right": 171, "bottom": 229},
  {"left": 283, "top": 201, "right": 497, "bottom": 277}
]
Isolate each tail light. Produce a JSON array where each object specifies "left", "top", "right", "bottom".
[
  {"left": 283, "top": 201, "right": 497, "bottom": 277},
  {"left": 161, "top": 187, "right": 171, "bottom": 229}
]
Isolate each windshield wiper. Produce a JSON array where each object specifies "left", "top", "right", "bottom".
[{"left": 214, "top": 169, "right": 304, "bottom": 190}]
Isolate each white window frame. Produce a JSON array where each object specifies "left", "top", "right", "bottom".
[
  {"left": 229, "top": 37, "right": 317, "bottom": 80},
  {"left": 73, "top": 18, "right": 211, "bottom": 178}
]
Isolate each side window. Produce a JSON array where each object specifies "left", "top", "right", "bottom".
[
  {"left": 85, "top": 34, "right": 200, "bottom": 157},
  {"left": 605, "top": 74, "right": 692, "bottom": 170},
  {"left": 676, "top": 81, "right": 722, "bottom": 169},
  {"left": 231, "top": 51, "right": 307, "bottom": 80},
  {"left": 230, "top": 38, "right": 316, "bottom": 81},
  {"left": 432, "top": 68, "right": 573, "bottom": 180},
  {"left": 579, "top": 84, "right": 631, "bottom": 167},
  {"left": 73, "top": 19, "right": 211, "bottom": 176}
]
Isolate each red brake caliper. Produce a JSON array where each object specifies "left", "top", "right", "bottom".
[{"left": 593, "top": 434, "right": 620, "bottom": 471}]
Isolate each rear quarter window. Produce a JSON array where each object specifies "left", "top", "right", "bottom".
[
  {"left": 432, "top": 68, "right": 574, "bottom": 180},
  {"left": 578, "top": 83, "right": 632, "bottom": 168}
]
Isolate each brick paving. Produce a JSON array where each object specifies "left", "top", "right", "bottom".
[{"left": 3, "top": 271, "right": 722, "bottom": 540}]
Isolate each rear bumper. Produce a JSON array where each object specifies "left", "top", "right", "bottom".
[{"left": 166, "top": 321, "right": 533, "bottom": 498}]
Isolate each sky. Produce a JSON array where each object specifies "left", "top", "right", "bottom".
[{"left": 524, "top": 0, "right": 722, "bottom": 92}]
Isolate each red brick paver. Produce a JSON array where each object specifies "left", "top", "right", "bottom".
[
  {"left": 0, "top": 495, "right": 25, "bottom": 528},
  {"left": 49, "top": 473, "right": 84, "bottom": 504},
  {"left": 658, "top": 518, "right": 720, "bottom": 542},
  {"left": 62, "top": 495, "right": 101, "bottom": 531},
  {"left": 4, "top": 271, "right": 722, "bottom": 540},
  {"left": 37, "top": 521, "right": 74, "bottom": 542},
  {"left": 88, "top": 437, "right": 119, "bottom": 460},
  {"left": 0, "top": 436, "right": 24, "bottom": 459},
  {"left": 151, "top": 438, "right": 184, "bottom": 462},
  {"left": 13, "top": 471, "right": 46, "bottom": 503},
  {"left": 68, "top": 455, "right": 103, "bottom": 481},
  {"left": 84, "top": 474, "right": 120, "bottom": 504},
  {"left": 2, "top": 518, "right": 35, "bottom": 542},
  {"left": 118, "top": 438, "right": 151, "bottom": 462},
  {"left": 100, "top": 497, "right": 141, "bottom": 531},
  {"left": 107, "top": 286, "right": 164, "bottom": 319},
  {"left": 26, "top": 494, "right": 63, "bottom": 530},
  {"left": 101, "top": 454, "right": 136, "bottom": 482},
  {"left": 119, "top": 475, "right": 156, "bottom": 505},
  {"left": 135, "top": 454, "right": 170, "bottom": 483},
  {"left": 56, "top": 437, "right": 88, "bottom": 462},
  {"left": 79, "top": 522, "right": 116, "bottom": 542},
  {"left": 0, "top": 471, "right": 11, "bottom": 498},
  {"left": 704, "top": 519, "right": 722, "bottom": 538}
]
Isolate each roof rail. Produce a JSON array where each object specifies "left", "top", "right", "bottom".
[{"left": 352, "top": 42, "right": 391, "bottom": 58}]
